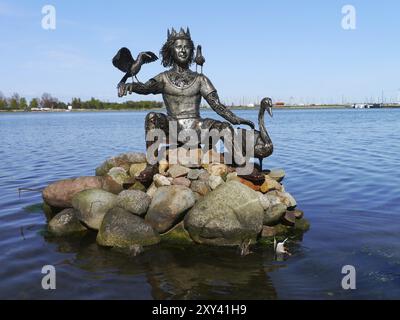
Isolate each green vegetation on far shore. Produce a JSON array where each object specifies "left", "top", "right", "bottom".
[
  {"left": 2, "top": 91, "right": 399, "bottom": 113},
  {"left": 0, "top": 92, "right": 163, "bottom": 112}
]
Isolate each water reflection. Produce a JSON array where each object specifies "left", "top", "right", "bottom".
[{"left": 44, "top": 231, "right": 282, "bottom": 299}]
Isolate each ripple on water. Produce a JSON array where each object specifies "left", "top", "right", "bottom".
[{"left": 0, "top": 109, "right": 400, "bottom": 299}]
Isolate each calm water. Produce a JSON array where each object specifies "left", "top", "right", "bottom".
[{"left": 0, "top": 109, "right": 399, "bottom": 300}]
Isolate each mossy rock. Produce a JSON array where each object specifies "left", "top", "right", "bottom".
[
  {"left": 128, "top": 180, "right": 146, "bottom": 192},
  {"left": 48, "top": 208, "right": 88, "bottom": 236},
  {"left": 294, "top": 218, "right": 310, "bottom": 232},
  {"left": 258, "top": 218, "right": 310, "bottom": 245},
  {"left": 97, "top": 207, "right": 160, "bottom": 248},
  {"left": 273, "top": 218, "right": 310, "bottom": 236},
  {"left": 42, "top": 202, "right": 63, "bottom": 221},
  {"left": 258, "top": 237, "right": 277, "bottom": 246},
  {"left": 160, "top": 222, "right": 193, "bottom": 245},
  {"left": 184, "top": 181, "right": 264, "bottom": 246},
  {"left": 72, "top": 189, "right": 118, "bottom": 230},
  {"left": 268, "top": 224, "right": 286, "bottom": 236}
]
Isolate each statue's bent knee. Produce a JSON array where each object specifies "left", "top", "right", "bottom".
[
  {"left": 145, "top": 112, "right": 167, "bottom": 130},
  {"left": 221, "top": 121, "right": 233, "bottom": 131},
  {"left": 211, "top": 120, "right": 233, "bottom": 133}
]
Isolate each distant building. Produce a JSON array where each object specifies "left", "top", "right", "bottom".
[
  {"left": 352, "top": 103, "right": 382, "bottom": 109},
  {"left": 31, "top": 107, "right": 51, "bottom": 111},
  {"left": 275, "top": 102, "right": 285, "bottom": 106}
]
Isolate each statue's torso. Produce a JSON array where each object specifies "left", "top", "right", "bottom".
[{"left": 153, "top": 69, "right": 216, "bottom": 120}]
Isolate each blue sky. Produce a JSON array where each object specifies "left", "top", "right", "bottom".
[{"left": 0, "top": 0, "right": 399, "bottom": 104}]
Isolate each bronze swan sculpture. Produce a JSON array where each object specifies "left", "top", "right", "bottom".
[{"left": 240, "top": 97, "right": 274, "bottom": 171}]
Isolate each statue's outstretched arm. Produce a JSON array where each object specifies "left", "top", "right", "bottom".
[
  {"left": 118, "top": 79, "right": 163, "bottom": 97},
  {"left": 205, "top": 91, "right": 255, "bottom": 129}
]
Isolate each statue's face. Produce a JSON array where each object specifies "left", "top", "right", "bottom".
[{"left": 173, "top": 39, "right": 192, "bottom": 65}]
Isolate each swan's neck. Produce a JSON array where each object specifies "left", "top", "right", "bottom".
[{"left": 258, "top": 107, "right": 271, "bottom": 144}]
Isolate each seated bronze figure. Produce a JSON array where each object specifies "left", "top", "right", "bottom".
[{"left": 115, "top": 27, "right": 272, "bottom": 169}]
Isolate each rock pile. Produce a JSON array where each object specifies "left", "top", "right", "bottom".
[{"left": 42, "top": 150, "right": 309, "bottom": 253}]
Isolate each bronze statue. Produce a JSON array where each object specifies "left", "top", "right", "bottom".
[{"left": 114, "top": 27, "right": 273, "bottom": 169}]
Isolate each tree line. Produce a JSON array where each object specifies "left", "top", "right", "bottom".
[{"left": 0, "top": 92, "right": 163, "bottom": 111}]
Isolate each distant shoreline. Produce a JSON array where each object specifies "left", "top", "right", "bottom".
[
  {"left": 1, "top": 105, "right": 399, "bottom": 113},
  {"left": 0, "top": 108, "right": 165, "bottom": 113},
  {"left": 231, "top": 105, "right": 349, "bottom": 110}
]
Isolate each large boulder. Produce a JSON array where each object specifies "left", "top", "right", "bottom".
[
  {"left": 95, "top": 152, "right": 147, "bottom": 176},
  {"left": 97, "top": 207, "right": 160, "bottom": 248},
  {"left": 158, "top": 159, "right": 169, "bottom": 175},
  {"left": 205, "top": 163, "right": 228, "bottom": 176},
  {"left": 187, "top": 169, "right": 204, "bottom": 180},
  {"left": 48, "top": 208, "right": 87, "bottom": 236},
  {"left": 172, "top": 177, "right": 191, "bottom": 188},
  {"left": 72, "top": 189, "right": 117, "bottom": 230},
  {"left": 101, "top": 175, "right": 125, "bottom": 194},
  {"left": 197, "top": 170, "right": 210, "bottom": 181},
  {"left": 107, "top": 167, "right": 130, "bottom": 184},
  {"left": 117, "top": 190, "right": 151, "bottom": 216},
  {"left": 226, "top": 172, "right": 240, "bottom": 182},
  {"left": 146, "top": 183, "right": 158, "bottom": 198},
  {"left": 153, "top": 174, "right": 171, "bottom": 187},
  {"left": 208, "top": 175, "right": 224, "bottom": 190},
  {"left": 281, "top": 211, "right": 296, "bottom": 226},
  {"left": 267, "top": 169, "right": 285, "bottom": 182},
  {"left": 145, "top": 185, "right": 195, "bottom": 233},
  {"left": 267, "top": 190, "right": 297, "bottom": 209},
  {"left": 190, "top": 180, "right": 210, "bottom": 196},
  {"left": 167, "top": 164, "right": 190, "bottom": 178},
  {"left": 263, "top": 203, "right": 287, "bottom": 226},
  {"left": 263, "top": 218, "right": 310, "bottom": 237},
  {"left": 42, "top": 176, "right": 104, "bottom": 208},
  {"left": 184, "top": 181, "right": 264, "bottom": 246},
  {"left": 256, "top": 191, "right": 271, "bottom": 210},
  {"left": 122, "top": 152, "right": 148, "bottom": 163},
  {"left": 129, "top": 163, "right": 147, "bottom": 178},
  {"left": 260, "top": 176, "right": 283, "bottom": 193}
]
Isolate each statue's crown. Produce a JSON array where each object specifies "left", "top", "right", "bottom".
[{"left": 167, "top": 27, "right": 191, "bottom": 41}]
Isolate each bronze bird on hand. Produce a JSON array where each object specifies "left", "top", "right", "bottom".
[
  {"left": 194, "top": 45, "right": 205, "bottom": 73},
  {"left": 112, "top": 47, "right": 158, "bottom": 97}
]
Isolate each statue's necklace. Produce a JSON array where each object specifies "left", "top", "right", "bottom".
[{"left": 168, "top": 70, "right": 197, "bottom": 88}]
